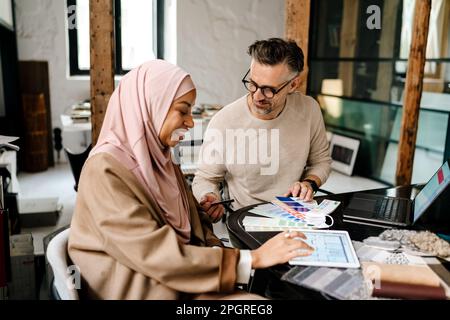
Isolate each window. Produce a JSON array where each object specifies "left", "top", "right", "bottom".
[
  {"left": 309, "top": 0, "right": 450, "bottom": 185},
  {"left": 66, "top": 0, "right": 164, "bottom": 76},
  {"left": 0, "top": 0, "right": 14, "bottom": 30}
]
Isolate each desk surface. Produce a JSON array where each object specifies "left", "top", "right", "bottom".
[
  {"left": 227, "top": 185, "right": 423, "bottom": 249},
  {"left": 225, "top": 185, "right": 425, "bottom": 299}
]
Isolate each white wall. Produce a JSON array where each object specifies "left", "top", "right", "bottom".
[
  {"left": 15, "top": 0, "right": 90, "bottom": 155},
  {"left": 177, "top": 0, "right": 285, "bottom": 106},
  {"left": 14, "top": 0, "right": 285, "bottom": 154},
  {"left": 15, "top": 0, "right": 90, "bottom": 127}
]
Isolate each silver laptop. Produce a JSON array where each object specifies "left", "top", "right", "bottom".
[{"left": 343, "top": 159, "right": 450, "bottom": 227}]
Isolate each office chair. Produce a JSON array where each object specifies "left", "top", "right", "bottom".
[
  {"left": 46, "top": 228, "right": 79, "bottom": 300},
  {"left": 64, "top": 145, "right": 92, "bottom": 192}
]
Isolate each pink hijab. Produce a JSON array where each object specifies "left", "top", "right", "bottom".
[{"left": 90, "top": 60, "right": 195, "bottom": 243}]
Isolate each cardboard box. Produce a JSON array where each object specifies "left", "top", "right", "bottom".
[
  {"left": 8, "top": 234, "right": 36, "bottom": 300},
  {"left": 18, "top": 197, "right": 61, "bottom": 228}
]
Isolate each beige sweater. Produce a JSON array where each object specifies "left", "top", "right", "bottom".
[
  {"left": 68, "top": 153, "right": 240, "bottom": 300},
  {"left": 192, "top": 93, "right": 332, "bottom": 209}
]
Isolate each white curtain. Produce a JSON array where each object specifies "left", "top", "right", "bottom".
[
  {"left": 425, "top": 0, "right": 444, "bottom": 74},
  {"left": 399, "top": 0, "right": 445, "bottom": 74},
  {"left": 396, "top": 0, "right": 416, "bottom": 74},
  {"left": 399, "top": 0, "right": 416, "bottom": 60}
]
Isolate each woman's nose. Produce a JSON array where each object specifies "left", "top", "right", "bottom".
[{"left": 185, "top": 115, "right": 194, "bottom": 128}]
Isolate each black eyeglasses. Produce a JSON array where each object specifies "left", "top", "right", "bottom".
[{"left": 241, "top": 69, "right": 298, "bottom": 99}]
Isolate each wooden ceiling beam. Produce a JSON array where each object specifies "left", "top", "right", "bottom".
[
  {"left": 396, "top": 0, "right": 432, "bottom": 186},
  {"left": 285, "top": 0, "right": 311, "bottom": 94},
  {"left": 89, "top": 0, "right": 115, "bottom": 146}
]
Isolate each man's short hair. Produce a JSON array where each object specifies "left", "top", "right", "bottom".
[{"left": 247, "top": 38, "right": 304, "bottom": 74}]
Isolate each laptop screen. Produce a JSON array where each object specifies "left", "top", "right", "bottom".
[{"left": 413, "top": 160, "right": 450, "bottom": 223}]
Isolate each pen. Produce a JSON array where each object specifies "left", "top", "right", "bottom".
[{"left": 210, "top": 199, "right": 235, "bottom": 207}]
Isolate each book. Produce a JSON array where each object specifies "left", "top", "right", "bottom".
[
  {"left": 272, "top": 197, "right": 341, "bottom": 219},
  {"left": 282, "top": 266, "right": 370, "bottom": 300}
]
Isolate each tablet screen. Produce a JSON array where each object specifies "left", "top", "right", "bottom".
[{"left": 289, "top": 230, "right": 360, "bottom": 268}]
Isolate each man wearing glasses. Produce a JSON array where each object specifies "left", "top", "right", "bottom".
[{"left": 193, "top": 38, "right": 331, "bottom": 222}]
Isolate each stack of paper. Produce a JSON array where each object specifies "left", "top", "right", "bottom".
[
  {"left": 243, "top": 197, "right": 341, "bottom": 232},
  {"left": 243, "top": 216, "right": 311, "bottom": 232},
  {"left": 272, "top": 196, "right": 340, "bottom": 217},
  {"left": 249, "top": 203, "right": 306, "bottom": 222},
  {"left": 244, "top": 203, "right": 308, "bottom": 232},
  {"left": 282, "top": 266, "right": 371, "bottom": 300}
]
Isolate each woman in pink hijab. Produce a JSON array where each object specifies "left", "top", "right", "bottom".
[{"left": 68, "top": 60, "right": 312, "bottom": 300}]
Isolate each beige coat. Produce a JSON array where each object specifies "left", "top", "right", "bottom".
[{"left": 68, "top": 153, "right": 240, "bottom": 300}]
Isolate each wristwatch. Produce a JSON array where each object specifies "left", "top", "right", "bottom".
[{"left": 303, "top": 179, "right": 319, "bottom": 194}]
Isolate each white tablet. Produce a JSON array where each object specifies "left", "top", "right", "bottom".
[{"left": 289, "top": 230, "right": 360, "bottom": 268}]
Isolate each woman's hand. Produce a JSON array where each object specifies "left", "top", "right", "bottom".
[
  {"left": 199, "top": 193, "right": 225, "bottom": 223},
  {"left": 250, "top": 231, "right": 314, "bottom": 269}
]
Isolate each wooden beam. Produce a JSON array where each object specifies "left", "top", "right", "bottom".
[
  {"left": 90, "top": 0, "right": 115, "bottom": 146},
  {"left": 396, "top": 0, "right": 431, "bottom": 186},
  {"left": 338, "top": 0, "right": 359, "bottom": 97},
  {"left": 285, "top": 0, "right": 311, "bottom": 94}
]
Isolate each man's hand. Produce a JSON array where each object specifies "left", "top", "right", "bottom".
[
  {"left": 284, "top": 181, "right": 314, "bottom": 201},
  {"left": 199, "top": 193, "right": 225, "bottom": 223},
  {"left": 251, "top": 231, "right": 314, "bottom": 269}
]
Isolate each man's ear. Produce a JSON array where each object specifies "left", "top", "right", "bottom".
[{"left": 288, "top": 75, "right": 301, "bottom": 93}]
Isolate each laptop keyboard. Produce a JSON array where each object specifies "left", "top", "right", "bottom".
[{"left": 374, "top": 198, "right": 401, "bottom": 221}]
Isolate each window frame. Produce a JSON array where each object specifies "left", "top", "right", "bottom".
[
  {"left": 308, "top": 0, "right": 450, "bottom": 183},
  {"left": 66, "top": 0, "right": 164, "bottom": 76}
]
